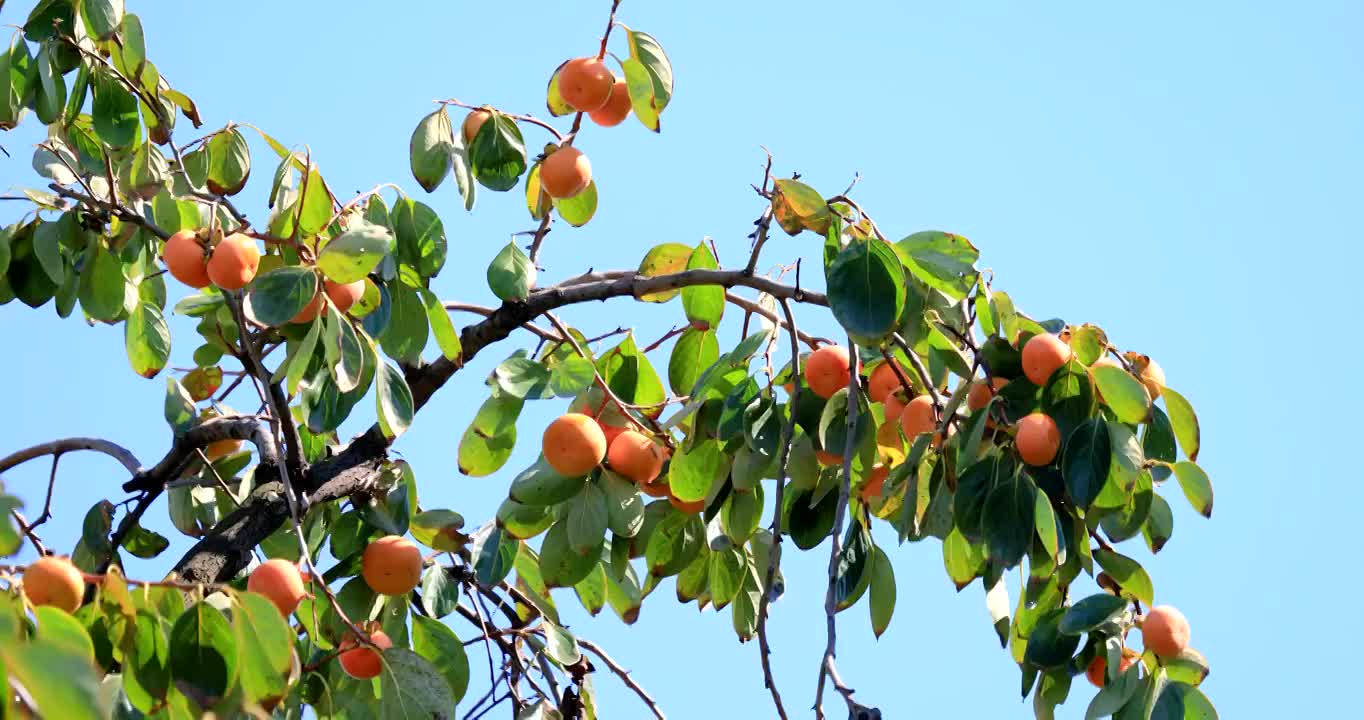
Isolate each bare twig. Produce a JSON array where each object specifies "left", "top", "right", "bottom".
[
  {"left": 10, "top": 511, "right": 49, "bottom": 556},
  {"left": 0, "top": 437, "right": 142, "bottom": 476},
  {"left": 444, "top": 302, "right": 561, "bottom": 343},
  {"left": 578, "top": 637, "right": 666, "bottom": 720},
  {"left": 725, "top": 291, "right": 828, "bottom": 349},
  {"left": 436, "top": 100, "right": 564, "bottom": 143}
]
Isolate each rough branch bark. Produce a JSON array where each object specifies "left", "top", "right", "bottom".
[
  {"left": 169, "top": 268, "right": 827, "bottom": 582},
  {"left": 0, "top": 438, "right": 142, "bottom": 476}
]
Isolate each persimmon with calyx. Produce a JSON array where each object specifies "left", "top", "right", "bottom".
[
  {"left": 22, "top": 556, "right": 85, "bottom": 613},
  {"left": 360, "top": 535, "right": 423, "bottom": 596},
  {"left": 289, "top": 279, "right": 367, "bottom": 324},
  {"left": 558, "top": 57, "right": 614, "bottom": 112},
  {"left": 1086, "top": 651, "right": 1137, "bottom": 688},
  {"left": 589, "top": 77, "right": 632, "bottom": 126},
  {"left": 868, "top": 360, "right": 906, "bottom": 403},
  {"left": 462, "top": 107, "right": 492, "bottom": 144},
  {"left": 1015, "top": 413, "right": 1061, "bottom": 466},
  {"left": 163, "top": 230, "right": 210, "bottom": 288},
  {"left": 338, "top": 628, "right": 393, "bottom": 679},
  {"left": 899, "top": 395, "right": 938, "bottom": 438},
  {"left": 207, "top": 233, "right": 261, "bottom": 290},
  {"left": 1022, "top": 332, "right": 1073, "bottom": 386},
  {"left": 1129, "top": 354, "right": 1165, "bottom": 399},
  {"left": 1141, "top": 605, "right": 1190, "bottom": 658},
  {"left": 805, "top": 345, "right": 851, "bottom": 399},
  {"left": 540, "top": 146, "right": 592, "bottom": 199},
  {"left": 607, "top": 430, "right": 664, "bottom": 484},
  {"left": 247, "top": 558, "right": 308, "bottom": 617},
  {"left": 542, "top": 413, "right": 607, "bottom": 476}
]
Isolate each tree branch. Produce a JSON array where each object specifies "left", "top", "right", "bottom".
[
  {"left": 0, "top": 437, "right": 142, "bottom": 476},
  {"left": 577, "top": 637, "right": 666, "bottom": 720}
]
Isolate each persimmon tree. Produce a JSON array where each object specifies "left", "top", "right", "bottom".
[{"left": 0, "top": 1, "right": 1220, "bottom": 718}]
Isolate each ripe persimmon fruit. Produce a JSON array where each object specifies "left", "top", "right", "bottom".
[
  {"left": 360, "top": 535, "right": 423, "bottom": 596},
  {"left": 860, "top": 464, "right": 890, "bottom": 502},
  {"left": 899, "top": 395, "right": 937, "bottom": 438},
  {"left": 607, "top": 430, "right": 664, "bottom": 485},
  {"left": 540, "top": 146, "right": 592, "bottom": 199},
  {"left": 1086, "top": 652, "right": 1136, "bottom": 688},
  {"left": 247, "top": 558, "right": 308, "bottom": 617},
  {"left": 207, "top": 233, "right": 261, "bottom": 291},
  {"left": 1015, "top": 413, "right": 1061, "bottom": 466},
  {"left": 1141, "top": 605, "right": 1190, "bottom": 658},
  {"left": 589, "top": 77, "right": 632, "bottom": 127},
  {"left": 867, "top": 360, "right": 906, "bottom": 404},
  {"left": 338, "top": 628, "right": 393, "bottom": 679},
  {"left": 668, "top": 493, "right": 705, "bottom": 514},
  {"left": 462, "top": 108, "right": 492, "bottom": 144},
  {"left": 163, "top": 230, "right": 211, "bottom": 288},
  {"left": 967, "top": 377, "right": 1008, "bottom": 412},
  {"left": 805, "top": 345, "right": 851, "bottom": 400},
  {"left": 816, "top": 449, "right": 844, "bottom": 467},
  {"left": 22, "top": 556, "right": 86, "bottom": 613},
  {"left": 542, "top": 413, "right": 607, "bottom": 477},
  {"left": 1021, "top": 332, "right": 1072, "bottom": 386},
  {"left": 558, "top": 57, "right": 614, "bottom": 112}
]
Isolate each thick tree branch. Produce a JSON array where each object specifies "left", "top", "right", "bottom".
[
  {"left": 122, "top": 417, "right": 265, "bottom": 493},
  {"left": 0, "top": 438, "right": 142, "bottom": 477}
]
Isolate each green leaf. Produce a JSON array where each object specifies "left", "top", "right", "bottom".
[
  {"left": 1164, "top": 648, "right": 1210, "bottom": 688},
  {"left": 668, "top": 327, "right": 718, "bottom": 397},
  {"left": 296, "top": 167, "right": 332, "bottom": 239},
  {"left": 231, "top": 592, "right": 292, "bottom": 704},
  {"left": 668, "top": 440, "right": 725, "bottom": 503},
  {"left": 786, "top": 486, "right": 838, "bottom": 551},
  {"left": 32, "top": 605, "right": 94, "bottom": 663},
  {"left": 636, "top": 242, "right": 691, "bottom": 302},
  {"left": 567, "top": 483, "right": 609, "bottom": 556},
  {"left": 942, "top": 525, "right": 986, "bottom": 590},
  {"left": 324, "top": 304, "right": 366, "bottom": 393},
  {"left": 622, "top": 29, "right": 674, "bottom": 131},
  {"left": 771, "top": 178, "right": 830, "bottom": 235},
  {"left": 411, "top": 615, "right": 470, "bottom": 704},
  {"left": 896, "top": 231, "right": 979, "bottom": 300},
  {"left": 543, "top": 621, "right": 581, "bottom": 667},
  {"left": 1170, "top": 461, "right": 1213, "bottom": 518},
  {"left": 415, "top": 286, "right": 462, "bottom": 362},
  {"left": 92, "top": 67, "right": 139, "bottom": 148},
  {"left": 469, "top": 112, "right": 526, "bottom": 191},
  {"left": 487, "top": 240, "right": 536, "bottom": 302},
  {"left": 168, "top": 602, "right": 237, "bottom": 710},
  {"left": 1023, "top": 607, "right": 1081, "bottom": 669},
  {"left": 1143, "top": 492, "right": 1175, "bottom": 554},
  {"left": 33, "top": 43, "right": 65, "bottom": 125},
  {"left": 119, "top": 522, "right": 169, "bottom": 559},
  {"left": 375, "top": 359, "right": 414, "bottom": 440},
  {"left": 409, "top": 509, "right": 467, "bottom": 554},
  {"left": 1086, "top": 664, "right": 1144, "bottom": 719},
  {"left": 708, "top": 545, "right": 746, "bottom": 608},
  {"left": 681, "top": 240, "right": 723, "bottom": 328},
  {"left": 1, "top": 636, "right": 103, "bottom": 720},
  {"left": 553, "top": 180, "right": 598, "bottom": 226},
  {"left": 600, "top": 471, "right": 645, "bottom": 538},
  {"left": 549, "top": 356, "right": 595, "bottom": 398},
  {"left": 645, "top": 510, "right": 703, "bottom": 578},
  {"left": 409, "top": 108, "right": 453, "bottom": 192},
  {"left": 1040, "top": 361, "right": 1096, "bottom": 440},
  {"left": 393, "top": 198, "right": 447, "bottom": 278},
  {"left": 78, "top": 241, "right": 128, "bottom": 322},
  {"left": 378, "top": 649, "right": 458, "bottom": 718},
  {"left": 1161, "top": 387, "right": 1201, "bottom": 462},
  {"left": 82, "top": 0, "right": 124, "bottom": 39},
  {"left": 248, "top": 266, "right": 317, "bottom": 326},
  {"left": 868, "top": 545, "right": 896, "bottom": 638},
  {"left": 284, "top": 315, "right": 322, "bottom": 396},
  {"left": 125, "top": 301, "right": 170, "bottom": 378},
  {"left": 510, "top": 457, "right": 586, "bottom": 505},
  {"left": 497, "top": 498, "right": 554, "bottom": 540},
  {"left": 120, "top": 610, "right": 170, "bottom": 712},
  {"left": 32, "top": 218, "right": 67, "bottom": 286},
  {"left": 418, "top": 564, "right": 461, "bottom": 619},
  {"left": 540, "top": 518, "right": 599, "bottom": 587},
  {"left": 826, "top": 238, "right": 906, "bottom": 342},
  {"left": 1092, "top": 364, "right": 1152, "bottom": 424},
  {"left": 983, "top": 465, "right": 1036, "bottom": 569},
  {"left": 1143, "top": 405, "right": 1178, "bottom": 467},
  {"left": 597, "top": 333, "right": 665, "bottom": 408},
  {"left": 1094, "top": 549, "right": 1154, "bottom": 606},
  {"left": 206, "top": 127, "right": 251, "bottom": 196},
  {"left": 1058, "top": 594, "right": 1126, "bottom": 635},
  {"left": 379, "top": 281, "right": 428, "bottom": 365},
  {"left": 1062, "top": 418, "right": 1110, "bottom": 511},
  {"left": 1070, "top": 325, "right": 1108, "bottom": 365},
  {"left": 317, "top": 220, "right": 391, "bottom": 283}
]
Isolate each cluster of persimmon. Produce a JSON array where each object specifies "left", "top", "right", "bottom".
[
  {"left": 461, "top": 53, "right": 629, "bottom": 205},
  {"left": 541, "top": 400, "right": 680, "bottom": 504},
  {"left": 1085, "top": 605, "right": 1192, "bottom": 688},
  {"left": 163, "top": 228, "right": 364, "bottom": 325}
]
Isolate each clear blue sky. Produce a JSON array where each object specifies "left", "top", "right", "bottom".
[{"left": 1, "top": 1, "right": 1358, "bottom": 717}]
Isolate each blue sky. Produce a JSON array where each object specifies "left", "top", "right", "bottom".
[{"left": 1, "top": 0, "right": 1359, "bottom": 717}]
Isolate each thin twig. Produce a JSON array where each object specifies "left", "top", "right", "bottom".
[
  {"left": 10, "top": 511, "right": 49, "bottom": 556},
  {"left": 543, "top": 313, "right": 652, "bottom": 437},
  {"left": 444, "top": 302, "right": 561, "bottom": 342},
  {"left": 577, "top": 637, "right": 666, "bottom": 720}
]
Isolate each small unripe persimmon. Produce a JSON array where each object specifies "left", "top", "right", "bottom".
[
  {"left": 1015, "top": 413, "right": 1061, "bottom": 466},
  {"left": 462, "top": 108, "right": 492, "bottom": 144},
  {"left": 589, "top": 77, "right": 632, "bottom": 127},
  {"left": 338, "top": 629, "right": 393, "bottom": 679},
  {"left": 360, "top": 535, "right": 423, "bottom": 596},
  {"left": 812, "top": 450, "right": 845, "bottom": 466},
  {"left": 163, "top": 230, "right": 211, "bottom": 288},
  {"left": 967, "top": 377, "right": 1008, "bottom": 412},
  {"left": 1086, "top": 653, "right": 1136, "bottom": 688},
  {"left": 207, "top": 233, "right": 261, "bottom": 291},
  {"left": 22, "top": 556, "right": 86, "bottom": 613},
  {"left": 542, "top": 413, "right": 607, "bottom": 477},
  {"left": 899, "top": 395, "right": 937, "bottom": 438},
  {"left": 867, "top": 361, "right": 906, "bottom": 404},
  {"left": 1021, "top": 333, "right": 1073, "bottom": 386},
  {"left": 805, "top": 345, "right": 851, "bottom": 400},
  {"left": 247, "top": 558, "right": 308, "bottom": 617},
  {"left": 558, "top": 57, "right": 614, "bottom": 112},
  {"left": 860, "top": 465, "right": 890, "bottom": 502},
  {"left": 607, "top": 430, "right": 665, "bottom": 485},
  {"left": 540, "top": 146, "right": 592, "bottom": 199},
  {"left": 1141, "top": 605, "right": 1190, "bottom": 658}
]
